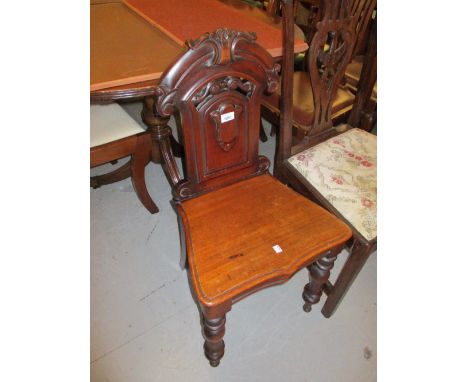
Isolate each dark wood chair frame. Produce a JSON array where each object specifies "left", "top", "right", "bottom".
[
  {"left": 152, "top": 22, "right": 351, "bottom": 366},
  {"left": 274, "top": 0, "right": 376, "bottom": 318}
]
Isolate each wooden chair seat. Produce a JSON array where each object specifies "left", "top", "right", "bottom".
[
  {"left": 263, "top": 71, "right": 355, "bottom": 132},
  {"left": 90, "top": 103, "right": 145, "bottom": 148},
  {"left": 178, "top": 174, "right": 351, "bottom": 307},
  {"left": 286, "top": 128, "right": 376, "bottom": 241}
]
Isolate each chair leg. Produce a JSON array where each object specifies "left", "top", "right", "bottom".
[
  {"left": 202, "top": 313, "right": 226, "bottom": 367},
  {"left": 321, "top": 240, "right": 374, "bottom": 318},
  {"left": 91, "top": 160, "right": 132, "bottom": 189},
  {"left": 130, "top": 135, "right": 159, "bottom": 214},
  {"left": 259, "top": 120, "right": 268, "bottom": 142},
  {"left": 177, "top": 214, "right": 187, "bottom": 270},
  {"left": 302, "top": 248, "right": 339, "bottom": 313},
  {"left": 270, "top": 122, "right": 277, "bottom": 137}
]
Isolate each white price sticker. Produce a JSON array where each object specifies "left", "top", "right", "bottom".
[
  {"left": 272, "top": 245, "right": 283, "bottom": 254},
  {"left": 220, "top": 111, "right": 235, "bottom": 123}
]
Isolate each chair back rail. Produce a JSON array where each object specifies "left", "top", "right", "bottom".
[{"left": 154, "top": 28, "right": 280, "bottom": 201}]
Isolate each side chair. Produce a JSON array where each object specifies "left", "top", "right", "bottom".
[
  {"left": 152, "top": 27, "right": 352, "bottom": 366},
  {"left": 274, "top": 0, "right": 377, "bottom": 318},
  {"left": 90, "top": 103, "right": 158, "bottom": 214}
]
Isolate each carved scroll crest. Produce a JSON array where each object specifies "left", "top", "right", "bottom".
[
  {"left": 192, "top": 76, "right": 254, "bottom": 106},
  {"left": 187, "top": 28, "right": 257, "bottom": 65}
]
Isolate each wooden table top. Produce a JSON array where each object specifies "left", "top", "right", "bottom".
[
  {"left": 90, "top": 3, "right": 183, "bottom": 93},
  {"left": 91, "top": 0, "right": 308, "bottom": 102}
]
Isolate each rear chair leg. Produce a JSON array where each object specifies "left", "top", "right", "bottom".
[
  {"left": 321, "top": 240, "right": 373, "bottom": 318},
  {"left": 259, "top": 121, "right": 268, "bottom": 142},
  {"left": 303, "top": 248, "right": 339, "bottom": 312}
]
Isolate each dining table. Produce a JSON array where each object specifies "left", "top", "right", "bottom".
[{"left": 90, "top": 0, "right": 308, "bottom": 186}]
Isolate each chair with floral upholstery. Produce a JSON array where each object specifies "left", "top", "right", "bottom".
[{"left": 274, "top": 0, "right": 376, "bottom": 317}]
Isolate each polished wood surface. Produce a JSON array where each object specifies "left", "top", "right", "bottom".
[
  {"left": 178, "top": 174, "right": 351, "bottom": 307},
  {"left": 91, "top": 0, "right": 308, "bottom": 101},
  {"left": 90, "top": 3, "right": 183, "bottom": 91},
  {"left": 124, "top": 0, "right": 307, "bottom": 58}
]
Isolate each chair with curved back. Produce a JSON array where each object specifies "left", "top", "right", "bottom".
[
  {"left": 274, "top": 0, "right": 377, "bottom": 318},
  {"left": 152, "top": 27, "right": 352, "bottom": 366}
]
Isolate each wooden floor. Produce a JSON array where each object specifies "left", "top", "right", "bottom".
[{"left": 90, "top": 102, "right": 377, "bottom": 382}]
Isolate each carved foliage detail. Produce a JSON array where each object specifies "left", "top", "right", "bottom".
[
  {"left": 192, "top": 76, "right": 254, "bottom": 106},
  {"left": 154, "top": 28, "right": 279, "bottom": 118},
  {"left": 187, "top": 28, "right": 256, "bottom": 65},
  {"left": 210, "top": 102, "right": 243, "bottom": 152}
]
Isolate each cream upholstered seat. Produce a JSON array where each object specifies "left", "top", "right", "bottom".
[
  {"left": 286, "top": 128, "right": 376, "bottom": 241},
  {"left": 90, "top": 103, "right": 145, "bottom": 148}
]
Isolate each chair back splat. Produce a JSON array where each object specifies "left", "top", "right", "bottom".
[
  {"left": 307, "top": 0, "right": 357, "bottom": 134},
  {"left": 154, "top": 28, "right": 280, "bottom": 201},
  {"left": 275, "top": 0, "right": 376, "bottom": 164}
]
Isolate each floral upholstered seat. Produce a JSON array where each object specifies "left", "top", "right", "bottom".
[{"left": 286, "top": 128, "right": 377, "bottom": 241}]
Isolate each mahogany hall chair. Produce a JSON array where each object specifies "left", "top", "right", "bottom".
[
  {"left": 262, "top": 0, "right": 375, "bottom": 147},
  {"left": 90, "top": 103, "right": 158, "bottom": 214},
  {"left": 152, "top": 28, "right": 352, "bottom": 366},
  {"left": 274, "top": 0, "right": 376, "bottom": 318}
]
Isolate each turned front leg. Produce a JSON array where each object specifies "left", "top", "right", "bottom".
[
  {"left": 202, "top": 314, "right": 226, "bottom": 367},
  {"left": 303, "top": 248, "right": 340, "bottom": 312}
]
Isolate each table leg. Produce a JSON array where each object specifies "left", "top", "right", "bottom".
[{"left": 141, "top": 96, "right": 182, "bottom": 187}]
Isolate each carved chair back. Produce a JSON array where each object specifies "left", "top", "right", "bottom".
[
  {"left": 154, "top": 29, "right": 280, "bottom": 201},
  {"left": 303, "top": 0, "right": 375, "bottom": 135}
]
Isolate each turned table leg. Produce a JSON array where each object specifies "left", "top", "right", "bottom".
[
  {"left": 303, "top": 248, "right": 340, "bottom": 313},
  {"left": 141, "top": 96, "right": 182, "bottom": 187}
]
